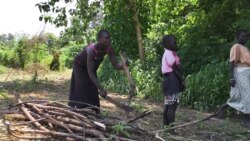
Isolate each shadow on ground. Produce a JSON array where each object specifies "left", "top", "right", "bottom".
[{"left": 0, "top": 78, "right": 71, "bottom": 108}]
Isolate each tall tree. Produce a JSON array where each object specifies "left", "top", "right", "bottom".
[
  {"left": 127, "top": 0, "right": 144, "bottom": 62},
  {"left": 36, "top": 0, "right": 151, "bottom": 61}
]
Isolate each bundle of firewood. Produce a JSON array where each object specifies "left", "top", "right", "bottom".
[{"left": 0, "top": 93, "right": 154, "bottom": 141}]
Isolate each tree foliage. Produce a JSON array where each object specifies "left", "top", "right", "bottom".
[{"left": 1, "top": 0, "right": 250, "bottom": 111}]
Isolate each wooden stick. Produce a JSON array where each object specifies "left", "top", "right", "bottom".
[
  {"left": 155, "top": 132, "right": 165, "bottom": 141},
  {"left": 127, "top": 110, "right": 151, "bottom": 123},
  {"left": 46, "top": 112, "right": 95, "bottom": 128},
  {"left": 72, "top": 109, "right": 122, "bottom": 120},
  {"left": 105, "top": 110, "right": 151, "bottom": 126},
  {"left": 51, "top": 115, "right": 92, "bottom": 128},
  {"left": 30, "top": 104, "right": 97, "bottom": 128},
  {"left": 26, "top": 103, "right": 73, "bottom": 133},
  {"left": 8, "top": 113, "right": 100, "bottom": 140},
  {"left": 153, "top": 112, "right": 219, "bottom": 133},
  {"left": 114, "top": 136, "right": 137, "bottom": 141},
  {"left": 33, "top": 104, "right": 88, "bottom": 120},
  {"left": 120, "top": 51, "right": 135, "bottom": 105},
  {"left": 9, "top": 131, "right": 49, "bottom": 140},
  {"left": 4, "top": 118, "right": 49, "bottom": 140},
  {"left": 44, "top": 109, "right": 67, "bottom": 116},
  {"left": 3, "top": 114, "right": 26, "bottom": 120},
  {"left": 13, "top": 113, "right": 104, "bottom": 140},
  {"left": 0, "top": 110, "right": 19, "bottom": 115},
  {"left": 10, "top": 129, "right": 87, "bottom": 141},
  {"left": 14, "top": 93, "right": 49, "bottom": 131},
  {"left": 167, "top": 134, "right": 200, "bottom": 141},
  {"left": 66, "top": 124, "right": 106, "bottom": 139},
  {"left": 2, "top": 100, "right": 101, "bottom": 111},
  {"left": 2, "top": 117, "right": 46, "bottom": 127}
]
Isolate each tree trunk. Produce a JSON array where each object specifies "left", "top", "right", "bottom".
[{"left": 128, "top": 0, "right": 145, "bottom": 62}]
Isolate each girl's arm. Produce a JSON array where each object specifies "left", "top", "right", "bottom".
[{"left": 173, "top": 64, "right": 184, "bottom": 82}]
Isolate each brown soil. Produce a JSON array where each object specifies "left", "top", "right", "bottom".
[{"left": 0, "top": 69, "right": 250, "bottom": 141}]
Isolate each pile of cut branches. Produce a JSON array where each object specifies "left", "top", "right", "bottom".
[{"left": 0, "top": 93, "right": 154, "bottom": 141}]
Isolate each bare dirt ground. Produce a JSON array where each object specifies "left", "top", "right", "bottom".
[{"left": 0, "top": 69, "right": 250, "bottom": 141}]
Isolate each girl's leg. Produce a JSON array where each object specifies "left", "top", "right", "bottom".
[
  {"left": 163, "top": 95, "right": 178, "bottom": 126},
  {"left": 166, "top": 101, "right": 178, "bottom": 135},
  {"left": 167, "top": 102, "right": 177, "bottom": 125},
  {"left": 163, "top": 105, "right": 169, "bottom": 126}
]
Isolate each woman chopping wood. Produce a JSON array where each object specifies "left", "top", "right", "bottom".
[{"left": 68, "top": 29, "right": 125, "bottom": 114}]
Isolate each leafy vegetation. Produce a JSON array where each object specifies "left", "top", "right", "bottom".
[
  {"left": 112, "top": 123, "right": 131, "bottom": 137},
  {"left": 181, "top": 61, "right": 230, "bottom": 111}
]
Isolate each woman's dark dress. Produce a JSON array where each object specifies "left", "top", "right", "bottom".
[{"left": 68, "top": 43, "right": 109, "bottom": 109}]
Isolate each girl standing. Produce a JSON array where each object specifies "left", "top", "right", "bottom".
[{"left": 161, "top": 35, "right": 184, "bottom": 133}]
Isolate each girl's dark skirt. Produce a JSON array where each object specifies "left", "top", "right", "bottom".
[
  {"left": 162, "top": 72, "right": 181, "bottom": 96},
  {"left": 162, "top": 72, "right": 181, "bottom": 105},
  {"left": 68, "top": 61, "right": 100, "bottom": 109}
]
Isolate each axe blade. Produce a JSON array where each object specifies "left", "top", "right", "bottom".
[{"left": 105, "top": 96, "right": 134, "bottom": 112}]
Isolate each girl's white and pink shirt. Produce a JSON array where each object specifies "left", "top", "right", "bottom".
[{"left": 161, "top": 48, "right": 180, "bottom": 74}]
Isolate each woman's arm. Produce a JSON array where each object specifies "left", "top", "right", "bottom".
[
  {"left": 229, "top": 62, "right": 235, "bottom": 87},
  {"left": 108, "top": 47, "right": 123, "bottom": 70},
  {"left": 87, "top": 48, "right": 107, "bottom": 98}
]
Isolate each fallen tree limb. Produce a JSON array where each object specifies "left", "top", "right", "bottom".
[
  {"left": 120, "top": 51, "right": 136, "bottom": 105},
  {"left": 127, "top": 110, "right": 151, "bottom": 123},
  {"left": 153, "top": 112, "right": 219, "bottom": 133}
]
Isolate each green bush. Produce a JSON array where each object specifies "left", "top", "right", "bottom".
[
  {"left": 0, "top": 65, "right": 8, "bottom": 74},
  {"left": 181, "top": 61, "right": 230, "bottom": 111},
  {"left": 61, "top": 42, "right": 83, "bottom": 68},
  {"left": 98, "top": 55, "right": 162, "bottom": 101},
  {"left": 0, "top": 48, "right": 18, "bottom": 67}
]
